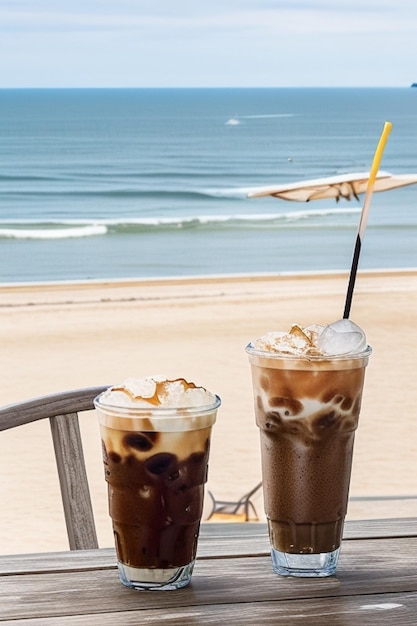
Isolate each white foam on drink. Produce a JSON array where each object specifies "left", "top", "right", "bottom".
[
  {"left": 96, "top": 377, "right": 219, "bottom": 451},
  {"left": 123, "top": 376, "right": 160, "bottom": 399},
  {"left": 253, "top": 326, "right": 323, "bottom": 356},
  {"left": 250, "top": 320, "right": 367, "bottom": 357},
  {"left": 99, "top": 376, "right": 217, "bottom": 410}
]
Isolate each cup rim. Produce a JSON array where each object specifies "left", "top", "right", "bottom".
[
  {"left": 245, "top": 343, "right": 372, "bottom": 362},
  {"left": 94, "top": 392, "right": 221, "bottom": 417}
]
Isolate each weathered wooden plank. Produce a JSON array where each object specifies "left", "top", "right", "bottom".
[
  {"left": 342, "top": 517, "right": 417, "bottom": 540},
  {"left": 0, "top": 386, "right": 109, "bottom": 430},
  {"left": 0, "top": 549, "right": 116, "bottom": 575},
  {"left": 1, "top": 591, "right": 414, "bottom": 626},
  {"left": 1, "top": 518, "right": 416, "bottom": 575},
  {"left": 200, "top": 517, "right": 417, "bottom": 542},
  {"left": 0, "top": 386, "right": 109, "bottom": 554},
  {"left": 198, "top": 517, "right": 417, "bottom": 558},
  {"left": 0, "top": 537, "right": 416, "bottom": 621},
  {"left": 50, "top": 413, "right": 98, "bottom": 550}
]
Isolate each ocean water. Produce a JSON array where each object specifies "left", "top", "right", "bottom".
[{"left": 0, "top": 87, "right": 416, "bottom": 284}]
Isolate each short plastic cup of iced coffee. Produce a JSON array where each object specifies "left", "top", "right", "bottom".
[
  {"left": 94, "top": 376, "right": 220, "bottom": 590},
  {"left": 246, "top": 320, "right": 372, "bottom": 577}
]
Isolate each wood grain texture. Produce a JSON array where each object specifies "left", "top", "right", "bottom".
[
  {"left": 0, "top": 522, "right": 416, "bottom": 624},
  {"left": 2, "top": 592, "right": 414, "bottom": 626},
  {"left": 0, "top": 386, "right": 109, "bottom": 429},
  {"left": 50, "top": 413, "right": 98, "bottom": 550},
  {"left": 1, "top": 518, "right": 416, "bottom": 574}
]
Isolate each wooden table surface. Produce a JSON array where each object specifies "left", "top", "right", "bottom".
[{"left": 1, "top": 518, "right": 416, "bottom": 625}]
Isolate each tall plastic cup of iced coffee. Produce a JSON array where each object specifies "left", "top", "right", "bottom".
[
  {"left": 246, "top": 320, "right": 371, "bottom": 577},
  {"left": 94, "top": 376, "right": 220, "bottom": 590}
]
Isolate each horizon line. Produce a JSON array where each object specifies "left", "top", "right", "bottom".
[{"left": 0, "top": 85, "right": 414, "bottom": 90}]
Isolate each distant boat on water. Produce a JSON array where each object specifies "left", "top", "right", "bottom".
[{"left": 411, "top": 83, "right": 417, "bottom": 87}]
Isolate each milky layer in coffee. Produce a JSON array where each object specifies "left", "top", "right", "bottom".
[
  {"left": 247, "top": 321, "right": 371, "bottom": 555},
  {"left": 95, "top": 377, "right": 219, "bottom": 569}
]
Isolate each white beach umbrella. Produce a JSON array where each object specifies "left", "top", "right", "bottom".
[{"left": 247, "top": 171, "right": 417, "bottom": 202}]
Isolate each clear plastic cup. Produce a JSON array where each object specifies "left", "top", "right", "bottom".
[
  {"left": 94, "top": 390, "right": 220, "bottom": 590},
  {"left": 246, "top": 344, "right": 371, "bottom": 577}
]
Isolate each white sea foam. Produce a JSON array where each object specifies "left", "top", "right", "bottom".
[
  {"left": 0, "top": 225, "right": 107, "bottom": 239},
  {"left": 0, "top": 207, "right": 362, "bottom": 239},
  {"left": 226, "top": 114, "right": 295, "bottom": 123},
  {"left": 239, "top": 113, "right": 295, "bottom": 119}
]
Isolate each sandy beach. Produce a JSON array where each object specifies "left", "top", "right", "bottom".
[{"left": 1, "top": 269, "right": 416, "bottom": 555}]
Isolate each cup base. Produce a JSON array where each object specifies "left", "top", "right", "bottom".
[
  {"left": 117, "top": 560, "right": 195, "bottom": 590},
  {"left": 271, "top": 547, "right": 340, "bottom": 577}
]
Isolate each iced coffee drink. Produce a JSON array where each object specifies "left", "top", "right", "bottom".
[
  {"left": 246, "top": 319, "right": 371, "bottom": 577},
  {"left": 94, "top": 377, "right": 220, "bottom": 590}
]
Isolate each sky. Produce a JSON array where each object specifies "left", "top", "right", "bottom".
[{"left": 1, "top": 0, "right": 417, "bottom": 88}]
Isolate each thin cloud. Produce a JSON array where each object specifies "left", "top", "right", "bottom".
[
  {"left": 2, "top": 0, "right": 417, "bottom": 33},
  {"left": 1, "top": 0, "right": 417, "bottom": 87}
]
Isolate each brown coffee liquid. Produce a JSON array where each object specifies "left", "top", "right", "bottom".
[
  {"left": 101, "top": 427, "right": 211, "bottom": 568},
  {"left": 252, "top": 360, "right": 366, "bottom": 554}
]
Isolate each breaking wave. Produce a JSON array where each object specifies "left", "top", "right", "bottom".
[{"left": 0, "top": 208, "right": 362, "bottom": 240}]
